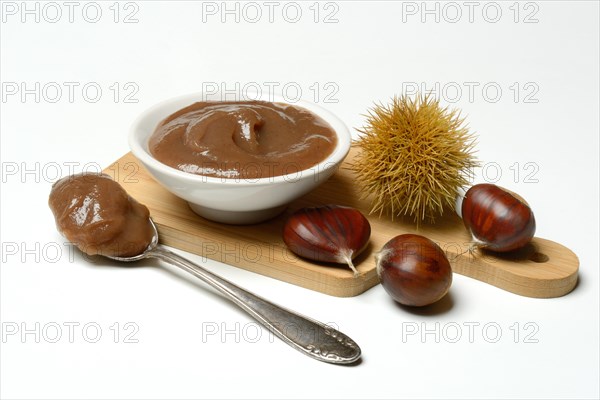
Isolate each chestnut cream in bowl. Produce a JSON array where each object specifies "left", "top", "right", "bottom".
[{"left": 129, "top": 92, "right": 351, "bottom": 224}]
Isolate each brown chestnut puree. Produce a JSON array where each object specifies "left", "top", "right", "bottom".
[
  {"left": 149, "top": 101, "right": 338, "bottom": 179},
  {"left": 49, "top": 173, "right": 154, "bottom": 257}
]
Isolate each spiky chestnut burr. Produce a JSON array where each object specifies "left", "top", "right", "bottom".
[{"left": 351, "top": 94, "right": 478, "bottom": 223}]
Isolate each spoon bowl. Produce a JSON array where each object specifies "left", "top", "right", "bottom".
[{"left": 107, "top": 219, "right": 160, "bottom": 262}]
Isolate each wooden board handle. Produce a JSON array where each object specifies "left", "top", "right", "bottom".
[{"left": 449, "top": 237, "right": 579, "bottom": 298}]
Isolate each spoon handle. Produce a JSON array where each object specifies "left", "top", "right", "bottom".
[{"left": 147, "top": 245, "right": 361, "bottom": 365}]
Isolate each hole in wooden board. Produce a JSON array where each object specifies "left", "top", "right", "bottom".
[
  {"left": 529, "top": 252, "right": 549, "bottom": 263},
  {"left": 482, "top": 242, "right": 547, "bottom": 264}
]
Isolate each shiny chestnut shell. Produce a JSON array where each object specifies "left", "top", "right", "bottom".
[
  {"left": 461, "top": 184, "right": 536, "bottom": 252},
  {"left": 376, "top": 234, "right": 452, "bottom": 307},
  {"left": 282, "top": 205, "right": 371, "bottom": 275}
]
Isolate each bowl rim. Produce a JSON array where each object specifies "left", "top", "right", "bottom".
[{"left": 128, "top": 91, "right": 351, "bottom": 186}]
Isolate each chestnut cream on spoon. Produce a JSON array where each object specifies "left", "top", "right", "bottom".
[{"left": 49, "top": 173, "right": 361, "bottom": 365}]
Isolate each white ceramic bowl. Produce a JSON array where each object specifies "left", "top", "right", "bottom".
[{"left": 129, "top": 92, "right": 351, "bottom": 224}]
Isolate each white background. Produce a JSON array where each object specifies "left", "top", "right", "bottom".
[{"left": 1, "top": 1, "right": 599, "bottom": 399}]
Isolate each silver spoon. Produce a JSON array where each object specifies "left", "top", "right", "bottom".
[{"left": 108, "top": 219, "right": 361, "bottom": 365}]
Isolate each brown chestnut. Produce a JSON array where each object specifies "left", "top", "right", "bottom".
[
  {"left": 461, "top": 184, "right": 536, "bottom": 252},
  {"left": 283, "top": 205, "right": 371, "bottom": 277},
  {"left": 376, "top": 234, "right": 452, "bottom": 307}
]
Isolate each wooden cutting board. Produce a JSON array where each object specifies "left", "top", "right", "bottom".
[{"left": 104, "top": 149, "right": 579, "bottom": 298}]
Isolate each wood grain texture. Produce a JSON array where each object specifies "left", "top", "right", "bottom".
[{"left": 104, "top": 149, "right": 579, "bottom": 298}]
